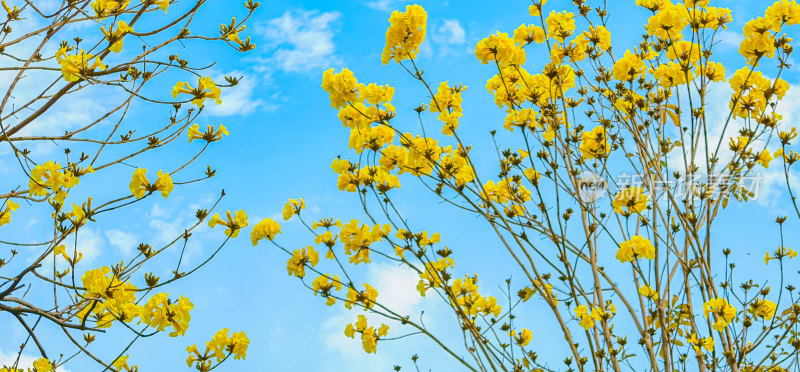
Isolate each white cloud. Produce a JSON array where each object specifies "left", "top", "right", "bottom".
[
  {"left": 105, "top": 229, "right": 140, "bottom": 256},
  {"left": 73, "top": 227, "right": 104, "bottom": 267},
  {"left": 364, "top": 0, "right": 409, "bottom": 11},
  {"left": 0, "top": 348, "right": 70, "bottom": 372},
  {"left": 428, "top": 19, "right": 468, "bottom": 58},
  {"left": 261, "top": 10, "right": 342, "bottom": 73},
  {"left": 716, "top": 30, "right": 743, "bottom": 51},
  {"left": 434, "top": 19, "right": 466, "bottom": 45},
  {"left": 320, "top": 263, "right": 426, "bottom": 369},
  {"left": 206, "top": 72, "right": 268, "bottom": 117}
]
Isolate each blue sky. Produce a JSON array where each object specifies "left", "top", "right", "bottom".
[{"left": 2, "top": 0, "right": 800, "bottom": 371}]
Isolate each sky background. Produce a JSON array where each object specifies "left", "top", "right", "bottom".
[{"left": 2, "top": 0, "right": 800, "bottom": 371}]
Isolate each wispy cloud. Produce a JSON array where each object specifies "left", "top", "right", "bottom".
[
  {"left": 363, "top": 0, "right": 410, "bottom": 11},
  {"left": 260, "top": 10, "right": 342, "bottom": 73},
  {"left": 431, "top": 19, "right": 467, "bottom": 57},
  {"left": 105, "top": 229, "right": 140, "bottom": 257},
  {"left": 206, "top": 72, "right": 268, "bottom": 117}
]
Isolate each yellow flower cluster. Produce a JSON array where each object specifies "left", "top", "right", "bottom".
[
  {"left": 703, "top": 297, "right": 737, "bottom": 331},
  {"left": 251, "top": 217, "right": 281, "bottom": 245},
  {"left": 172, "top": 77, "right": 222, "bottom": 107},
  {"left": 545, "top": 10, "right": 576, "bottom": 43},
  {"left": 345, "top": 283, "right": 378, "bottom": 310},
  {"left": 764, "top": 245, "right": 797, "bottom": 264},
  {"left": 729, "top": 67, "right": 788, "bottom": 121},
  {"left": 739, "top": 1, "right": 800, "bottom": 66},
  {"left": 613, "top": 50, "right": 648, "bottom": 81},
  {"left": 638, "top": 284, "right": 658, "bottom": 300},
  {"left": 429, "top": 81, "right": 466, "bottom": 136},
  {"left": 579, "top": 126, "right": 610, "bottom": 160},
  {"left": 101, "top": 20, "right": 133, "bottom": 53},
  {"left": 510, "top": 329, "right": 532, "bottom": 347},
  {"left": 286, "top": 246, "right": 319, "bottom": 278},
  {"left": 482, "top": 178, "right": 532, "bottom": 205},
  {"left": 339, "top": 220, "right": 391, "bottom": 264},
  {"left": 381, "top": 4, "right": 427, "bottom": 65},
  {"left": 187, "top": 123, "right": 229, "bottom": 143},
  {"left": 574, "top": 302, "right": 616, "bottom": 330},
  {"left": 28, "top": 161, "right": 88, "bottom": 201},
  {"left": 612, "top": 187, "right": 649, "bottom": 215},
  {"left": 475, "top": 32, "right": 526, "bottom": 66},
  {"left": 450, "top": 275, "right": 502, "bottom": 318},
  {"left": 344, "top": 315, "right": 389, "bottom": 353},
  {"left": 417, "top": 257, "right": 453, "bottom": 296},
  {"left": 77, "top": 267, "right": 139, "bottom": 328},
  {"left": 748, "top": 298, "right": 777, "bottom": 320},
  {"left": 321, "top": 68, "right": 359, "bottom": 109},
  {"left": 111, "top": 355, "right": 137, "bottom": 372},
  {"left": 311, "top": 274, "right": 343, "bottom": 306},
  {"left": 208, "top": 210, "right": 249, "bottom": 238},
  {"left": 0, "top": 199, "right": 19, "bottom": 227},
  {"left": 129, "top": 168, "right": 174, "bottom": 199},
  {"left": 644, "top": 1, "right": 689, "bottom": 40},
  {"left": 282, "top": 198, "right": 305, "bottom": 220},
  {"left": 686, "top": 333, "right": 714, "bottom": 355},
  {"left": 512, "top": 24, "right": 545, "bottom": 46},
  {"left": 56, "top": 47, "right": 106, "bottom": 82},
  {"left": 0, "top": 358, "right": 54, "bottom": 372},
  {"left": 186, "top": 328, "right": 249, "bottom": 371},
  {"left": 91, "top": 0, "right": 130, "bottom": 18},
  {"left": 616, "top": 235, "right": 656, "bottom": 262},
  {"left": 140, "top": 293, "right": 194, "bottom": 336}
]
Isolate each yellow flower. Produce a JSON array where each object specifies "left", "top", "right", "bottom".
[
  {"left": 381, "top": 4, "right": 427, "bottom": 64},
  {"left": 766, "top": 0, "right": 800, "bottom": 26},
  {"left": 617, "top": 235, "right": 656, "bottom": 262},
  {"left": 101, "top": 20, "right": 133, "bottom": 53},
  {"left": 635, "top": 0, "right": 664, "bottom": 11},
  {"left": 575, "top": 305, "right": 595, "bottom": 329},
  {"left": 208, "top": 210, "right": 249, "bottom": 238},
  {"left": 638, "top": 284, "right": 659, "bottom": 300},
  {"left": 345, "top": 283, "right": 378, "bottom": 310},
  {"left": 0, "top": 199, "right": 19, "bottom": 226},
  {"left": 140, "top": 293, "right": 194, "bottom": 337},
  {"left": 282, "top": 198, "right": 305, "bottom": 220},
  {"left": 112, "top": 355, "right": 137, "bottom": 372},
  {"left": 56, "top": 48, "right": 107, "bottom": 82},
  {"left": 687, "top": 333, "right": 714, "bottom": 354},
  {"left": 545, "top": 10, "right": 576, "bottom": 43},
  {"left": 321, "top": 68, "right": 359, "bottom": 109},
  {"left": 148, "top": 0, "right": 169, "bottom": 12},
  {"left": 129, "top": 168, "right": 173, "bottom": 199},
  {"left": 29, "top": 358, "right": 53, "bottom": 372},
  {"left": 172, "top": 76, "right": 222, "bottom": 107},
  {"left": 580, "top": 126, "right": 610, "bottom": 159},
  {"left": 226, "top": 22, "right": 256, "bottom": 52},
  {"left": 286, "top": 246, "right": 319, "bottom": 278},
  {"left": 429, "top": 81, "right": 466, "bottom": 136},
  {"left": 511, "top": 328, "right": 532, "bottom": 346},
  {"left": 612, "top": 187, "right": 649, "bottom": 215},
  {"left": 698, "top": 61, "right": 726, "bottom": 82},
  {"left": 749, "top": 298, "right": 777, "bottom": 320},
  {"left": 703, "top": 297, "right": 737, "bottom": 331},
  {"left": 528, "top": 0, "right": 547, "bottom": 16},
  {"left": 2, "top": 0, "right": 20, "bottom": 20},
  {"left": 644, "top": 1, "right": 688, "bottom": 40},
  {"left": 187, "top": 123, "right": 229, "bottom": 143},
  {"left": 312, "top": 274, "right": 343, "bottom": 306},
  {"left": 513, "top": 23, "right": 546, "bottom": 45},
  {"left": 339, "top": 220, "right": 391, "bottom": 265},
  {"left": 251, "top": 218, "right": 281, "bottom": 245},
  {"left": 475, "top": 32, "right": 526, "bottom": 66},
  {"left": 91, "top": 0, "right": 131, "bottom": 18}
]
